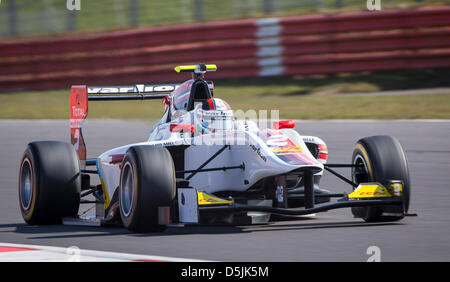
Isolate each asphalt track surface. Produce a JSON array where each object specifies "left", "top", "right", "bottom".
[{"left": 0, "top": 119, "right": 449, "bottom": 261}]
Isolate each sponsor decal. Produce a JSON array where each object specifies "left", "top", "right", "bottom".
[
  {"left": 388, "top": 182, "right": 403, "bottom": 197},
  {"left": 71, "top": 105, "right": 85, "bottom": 118},
  {"left": 87, "top": 84, "right": 178, "bottom": 95},
  {"left": 348, "top": 183, "right": 392, "bottom": 199},
  {"left": 356, "top": 191, "right": 386, "bottom": 196},
  {"left": 276, "top": 186, "right": 284, "bottom": 203},
  {"left": 250, "top": 144, "right": 267, "bottom": 162},
  {"left": 303, "top": 137, "right": 315, "bottom": 142}
]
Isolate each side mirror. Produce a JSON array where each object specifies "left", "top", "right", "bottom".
[
  {"left": 273, "top": 120, "right": 295, "bottom": 130},
  {"left": 170, "top": 124, "right": 195, "bottom": 133}
]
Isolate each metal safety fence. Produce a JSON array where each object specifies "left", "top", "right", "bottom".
[
  {"left": 1, "top": 6, "right": 450, "bottom": 91},
  {"left": 0, "top": 0, "right": 447, "bottom": 38}
]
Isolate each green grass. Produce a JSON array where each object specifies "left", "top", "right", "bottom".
[
  {"left": 1, "top": 69, "right": 450, "bottom": 120},
  {"left": 1, "top": 89, "right": 448, "bottom": 120}
]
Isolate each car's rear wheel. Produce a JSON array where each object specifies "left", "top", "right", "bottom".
[
  {"left": 351, "top": 135, "right": 410, "bottom": 222},
  {"left": 119, "top": 146, "right": 175, "bottom": 232},
  {"left": 19, "top": 141, "right": 81, "bottom": 224}
]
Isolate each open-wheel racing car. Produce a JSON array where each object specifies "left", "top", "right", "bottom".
[{"left": 18, "top": 64, "right": 412, "bottom": 232}]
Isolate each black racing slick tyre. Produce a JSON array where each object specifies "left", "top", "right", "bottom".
[
  {"left": 351, "top": 135, "right": 410, "bottom": 222},
  {"left": 119, "top": 146, "right": 176, "bottom": 233},
  {"left": 19, "top": 141, "right": 81, "bottom": 225}
]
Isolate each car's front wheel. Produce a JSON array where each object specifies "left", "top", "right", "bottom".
[
  {"left": 351, "top": 135, "right": 410, "bottom": 222},
  {"left": 119, "top": 146, "right": 176, "bottom": 232}
]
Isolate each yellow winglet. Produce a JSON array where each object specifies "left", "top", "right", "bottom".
[
  {"left": 197, "top": 191, "right": 233, "bottom": 206},
  {"left": 174, "top": 64, "right": 217, "bottom": 73},
  {"left": 348, "top": 182, "right": 392, "bottom": 199}
]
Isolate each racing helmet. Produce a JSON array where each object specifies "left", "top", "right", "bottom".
[{"left": 193, "top": 98, "right": 234, "bottom": 134}]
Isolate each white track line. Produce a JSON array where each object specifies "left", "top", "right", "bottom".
[{"left": 0, "top": 242, "right": 208, "bottom": 262}]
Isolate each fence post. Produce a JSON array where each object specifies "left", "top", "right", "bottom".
[
  {"left": 7, "top": 0, "right": 18, "bottom": 36},
  {"left": 194, "top": 0, "right": 204, "bottom": 21},
  {"left": 67, "top": 10, "right": 77, "bottom": 31},
  {"left": 263, "top": 0, "right": 273, "bottom": 14},
  {"left": 129, "top": 0, "right": 139, "bottom": 26}
]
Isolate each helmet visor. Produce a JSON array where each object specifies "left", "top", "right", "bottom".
[{"left": 194, "top": 105, "right": 233, "bottom": 133}]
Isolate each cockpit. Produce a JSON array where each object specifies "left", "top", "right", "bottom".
[{"left": 151, "top": 63, "right": 236, "bottom": 138}]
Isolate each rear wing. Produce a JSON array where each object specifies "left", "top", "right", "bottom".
[
  {"left": 70, "top": 83, "right": 177, "bottom": 166},
  {"left": 87, "top": 84, "right": 178, "bottom": 100}
]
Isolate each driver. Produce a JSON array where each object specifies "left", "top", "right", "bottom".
[{"left": 193, "top": 98, "right": 233, "bottom": 135}]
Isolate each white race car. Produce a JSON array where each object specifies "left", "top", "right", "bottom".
[{"left": 18, "top": 64, "right": 411, "bottom": 232}]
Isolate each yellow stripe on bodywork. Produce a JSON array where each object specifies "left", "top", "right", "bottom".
[
  {"left": 197, "top": 191, "right": 233, "bottom": 206},
  {"left": 270, "top": 146, "right": 303, "bottom": 153},
  {"left": 348, "top": 182, "right": 392, "bottom": 199},
  {"left": 270, "top": 146, "right": 303, "bottom": 155},
  {"left": 99, "top": 177, "right": 111, "bottom": 209}
]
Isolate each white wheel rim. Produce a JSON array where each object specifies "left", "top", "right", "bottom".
[
  {"left": 120, "top": 162, "right": 135, "bottom": 217},
  {"left": 19, "top": 158, "right": 33, "bottom": 211},
  {"left": 352, "top": 154, "right": 370, "bottom": 186}
]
